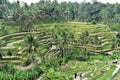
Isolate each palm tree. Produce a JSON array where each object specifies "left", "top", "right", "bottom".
[
  {"left": 17, "top": 2, "right": 34, "bottom": 32},
  {"left": 111, "top": 37, "right": 120, "bottom": 54},
  {"left": 60, "top": 32, "right": 68, "bottom": 64},
  {"left": 52, "top": 27, "right": 71, "bottom": 64},
  {"left": 67, "top": 32, "right": 75, "bottom": 44},
  {"left": 92, "top": 35, "right": 100, "bottom": 54},
  {"left": 22, "top": 34, "right": 40, "bottom": 61},
  {"left": 25, "top": 17, "right": 33, "bottom": 32},
  {"left": 110, "top": 37, "right": 120, "bottom": 60},
  {"left": 7, "top": 50, "right": 12, "bottom": 57},
  {"left": 0, "top": 41, "right": 2, "bottom": 59},
  {"left": 80, "top": 31, "right": 90, "bottom": 45},
  {"left": 79, "top": 31, "right": 90, "bottom": 60},
  {"left": 0, "top": 40, "right": 4, "bottom": 59}
]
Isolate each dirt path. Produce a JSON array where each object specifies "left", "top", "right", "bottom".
[
  {"left": 74, "top": 76, "right": 81, "bottom": 80},
  {"left": 14, "top": 55, "right": 41, "bottom": 70},
  {"left": 37, "top": 74, "right": 45, "bottom": 80},
  {"left": 2, "top": 40, "right": 24, "bottom": 49},
  {"left": 112, "top": 64, "right": 120, "bottom": 76},
  {"left": 112, "top": 70, "right": 120, "bottom": 80},
  {"left": 14, "top": 63, "right": 35, "bottom": 70},
  {"left": 6, "top": 40, "right": 23, "bottom": 47}
]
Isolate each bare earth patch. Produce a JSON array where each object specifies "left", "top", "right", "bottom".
[{"left": 14, "top": 63, "right": 35, "bottom": 71}]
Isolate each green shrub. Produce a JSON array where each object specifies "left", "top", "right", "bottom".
[
  {"left": 97, "top": 66, "right": 115, "bottom": 80},
  {"left": 91, "top": 20, "right": 97, "bottom": 25},
  {"left": 21, "top": 59, "right": 31, "bottom": 66},
  {"left": 0, "top": 63, "right": 15, "bottom": 74},
  {"left": 0, "top": 53, "right": 2, "bottom": 59},
  {"left": 110, "top": 53, "right": 117, "bottom": 59},
  {"left": 110, "top": 23, "right": 120, "bottom": 32},
  {"left": 0, "top": 63, "right": 43, "bottom": 80},
  {"left": 7, "top": 50, "right": 12, "bottom": 56}
]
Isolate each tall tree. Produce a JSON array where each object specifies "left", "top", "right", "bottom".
[
  {"left": 0, "top": 0, "right": 9, "bottom": 19},
  {"left": 52, "top": 27, "right": 72, "bottom": 64},
  {"left": 80, "top": 31, "right": 90, "bottom": 60},
  {"left": 100, "top": 9, "right": 110, "bottom": 24},
  {"left": 22, "top": 34, "right": 40, "bottom": 61}
]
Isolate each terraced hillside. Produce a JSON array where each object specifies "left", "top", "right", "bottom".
[
  {"left": 0, "top": 23, "right": 120, "bottom": 80},
  {"left": 67, "top": 23, "right": 117, "bottom": 54},
  {"left": 0, "top": 30, "right": 50, "bottom": 63}
]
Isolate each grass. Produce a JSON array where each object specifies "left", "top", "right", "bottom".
[
  {"left": 96, "top": 65, "right": 115, "bottom": 80},
  {"left": 59, "top": 59, "right": 112, "bottom": 79}
]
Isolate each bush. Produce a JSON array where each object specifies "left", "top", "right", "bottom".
[
  {"left": 116, "top": 32, "right": 120, "bottom": 38},
  {"left": 91, "top": 20, "right": 97, "bottom": 25},
  {"left": 0, "top": 53, "right": 2, "bottom": 59},
  {"left": 7, "top": 50, "right": 12, "bottom": 56},
  {"left": 0, "top": 63, "right": 15, "bottom": 74},
  {"left": 0, "top": 62, "right": 43, "bottom": 80},
  {"left": 110, "top": 53, "right": 117, "bottom": 59},
  {"left": 110, "top": 23, "right": 120, "bottom": 31},
  {"left": 100, "top": 51, "right": 105, "bottom": 55},
  {"left": 21, "top": 59, "right": 31, "bottom": 66}
]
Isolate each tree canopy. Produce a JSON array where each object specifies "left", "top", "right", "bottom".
[{"left": 1, "top": 0, "right": 120, "bottom": 24}]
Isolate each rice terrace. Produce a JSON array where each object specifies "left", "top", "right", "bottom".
[{"left": 0, "top": 0, "right": 120, "bottom": 80}]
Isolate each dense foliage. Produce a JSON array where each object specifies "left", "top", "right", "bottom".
[
  {"left": 0, "top": 63, "right": 43, "bottom": 80},
  {"left": 1, "top": 0, "right": 120, "bottom": 24},
  {"left": 1, "top": 0, "right": 120, "bottom": 80}
]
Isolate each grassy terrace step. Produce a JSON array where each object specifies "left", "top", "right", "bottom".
[
  {"left": 69, "top": 45, "right": 99, "bottom": 51},
  {"left": 72, "top": 43, "right": 102, "bottom": 48},
  {"left": 5, "top": 34, "right": 39, "bottom": 43},
  {"left": 69, "top": 46, "right": 102, "bottom": 52},
  {"left": 90, "top": 31, "right": 116, "bottom": 36},
  {"left": 39, "top": 35, "right": 51, "bottom": 40},
  {"left": 1, "top": 40, "right": 24, "bottom": 49},
  {"left": 0, "top": 60, "right": 22, "bottom": 65},
  {"left": 10, "top": 36, "right": 24, "bottom": 39},
  {"left": 3, "top": 34, "right": 50, "bottom": 43},
  {"left": 4, "top": 39, "right": 22, "bottom": 46},
  {"left": 89, "top": 47, "right": 120, "bottom": 53},
  {"left": 1, "top": 35, "right": 51, "bottom": 49},
  {"left": 2, "top": 56, "right": 21, "bottom": 60},
  {"left": 41, "top": 38, "right": 52, "bottom": 42},
  {"left": 1, "top": 46, "right": 15, "bottom": 49},
  {"left": 15, "top": 53, "right": 22, "bottom": 56},
  {"left": 90, "top": 49, "right": 112, "bottom": 53},
  {"left": 101, "top": 42, "right": 111, "bottom": 46},
  {"left": 6, "top": 40, "right": 24, "bottom": 46},
  {"left": 98, "top": 36, "right": 106, "bottom": 40},
  {"left": 2, "top": 48, "right": 18, "bottom": 51},
  {"left": 88, "top": 44, "right": 101, "bottom": 48},
  {"left": 3, "top": 33, "right": 44, "bottom": 45},
  {"left": 0, "top": 31, "right": 41, "bottom": 40},
  {"left": 101, "top": 39, "right": 112, "bottom": 43}
]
